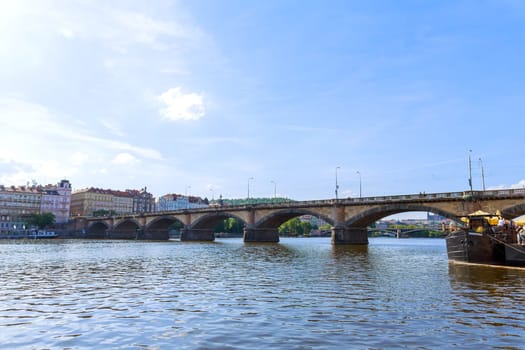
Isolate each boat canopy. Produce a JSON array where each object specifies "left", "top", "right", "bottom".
[
  {"left": 460, "top": 210, "right": 499, "bottom": 226},
  {"left": 459, "top": 210, "right": 524, "bottom": 227},
  {"left": 468, "top": 210, "right": 493, "bottom": 216}
]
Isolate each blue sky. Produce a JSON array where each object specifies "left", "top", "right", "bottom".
[{"left": 1, "top": 0, "right": 524, "bottom": 202}]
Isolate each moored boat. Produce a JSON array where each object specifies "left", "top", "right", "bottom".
[
  {"left": 446, "top": 211, "right": 525, "bottom": 267},
  {"left": 0, "top": 230, "right": 59, "bottom": 239},
  {"left": 31, "top": 230, "right": 58, "bottom": 239}
]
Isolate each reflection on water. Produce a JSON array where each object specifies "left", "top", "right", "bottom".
[
  {"left": 447, "top": 262, "right": 525, "bottom": 342},
  {"left": 331, "top": 244, "right": 369, "bottom": 260},
  {"left": 448, "top": 262, "right": 525, "bottom": 287},
  {"left": 0, "top": 238, "right": 523, "bottom": 349}
]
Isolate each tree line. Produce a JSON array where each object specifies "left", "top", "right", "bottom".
[{"left": 24, "top": 212, "right": 55, "bottom": 229}]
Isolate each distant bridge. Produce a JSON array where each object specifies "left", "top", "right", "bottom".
[
  {"left": 368, "top": 228, "right": 440, "bottom": 238},
  {"left": 74, "top": 189, "right": 525, "bottom": 245}
]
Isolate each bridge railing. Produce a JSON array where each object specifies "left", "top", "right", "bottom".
[
  {"left": 337, "top": 192, "right": 462, "bottom": 204},
  {"left": 182, "top": 189, "right": 523, "bottom": 210}
]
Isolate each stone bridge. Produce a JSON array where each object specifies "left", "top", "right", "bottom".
[{"left": 74, "top": 189, "right": 525, "bottom": 245}]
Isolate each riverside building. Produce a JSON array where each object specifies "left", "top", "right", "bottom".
[
  {"left": 70, "top": 187, "right": 155, "bottom": 217},
  {"left": 0, "top": 179, "right": 72, "bottom": 233},
  {"left": 157, "top": 193, "right": 208, "bottom": 211}
]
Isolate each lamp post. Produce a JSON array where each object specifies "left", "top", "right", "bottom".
[
  {"left": 247, "top": 177, "right": 254, "bottom": 200},
  {"left": 479, "top": 158, "right": 486, "bottom": 191},
  {"left": 270, "top": 180, "right": 276, "bottom": 200},
  {"left": 209, "top": 187, "right": 215, "bottom": 201},
  {"left": 356, "top": 171, "right": 362, "bottom": 198},
  {"left": 185, "top": 185, "right": 191, "bottom": 209},
  {"left": 335, "top": 166, "right": 340, "bottom": 200},
  {"left": 468, "top": 150, "right": 473, "bottom": 193}
]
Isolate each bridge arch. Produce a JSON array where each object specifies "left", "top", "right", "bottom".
[
  {"left": 191, "top": 212, "right": 247, "bottom": 230},
  {"left": 114, "top": 218, "right": 141, "bottom": 229},
  {"left": 111, "top": 219, "right": 141, "bottom": 239},
  {"left": 345, "top": 204, "right": 459, "bottom": 227},
  {"left": 87, "top": 221, "right": 109, "bottom": 239},
  {"left": 146, "top": 215, "right": 185, "bottom": 228},
  {"left": 145, "top": 216, "right": 185, "bottom": 239},
  {"left": 501, "top": 203, "right": 525, "bottom": 219},
  {"left": 255, "top": 209, "right": 335, "bottom": 229}
]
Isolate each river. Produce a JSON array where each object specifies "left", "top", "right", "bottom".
[{"left": 0, "top": 237, "right": 524, "bottom": 349}]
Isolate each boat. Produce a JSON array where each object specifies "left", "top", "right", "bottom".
[
  {"left": 446, "top": 211, "right": 525, "bottom": 267},
  {"left": 30, "top": 230, "right": 58, "bottom": 239},
  {"left": 0, "top": 230, "right": 58, "bottom": 239}
]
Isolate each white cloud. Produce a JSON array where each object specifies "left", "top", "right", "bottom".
[
  {"left": 510, "top": 180, "right": 525, "bottom": 189},
  {"left": 112, "top": 152, "right": 139, "bottom": 165},
  {"left": 0, "top": 97, "right": 162, "bottom": 160},
  {"left": 100, "top": 119, "right": 126, "bottom": 137},
  {"left": 0, "top": 172, "right": 32, "bottom": 187},
  {"left": 158, "top": 87, "right": 205, "bottom": 121},
  {"left": 0, "top": 1, "right": 207, "bottom": 78},
  {"left": 71, "top": 152, "right": 88, "bottom": 166},
  {"left": 35, "top": 160, "right": 74, "bottom": 179},
  {"left": 0, "top": 97, "right": 163, "bottom": 187},
  {"left": 59, "top": 27, "right": 75, "bottom": 39},
  {"left": 112, "top": 11, "right": 199, "bottom": 50}
]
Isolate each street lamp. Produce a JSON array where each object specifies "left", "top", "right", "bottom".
[
  {"left": 468, "top": 150, "right": 473, "bottom": 193},
  {"left": 185, "top": 185, "right": 191, "bottom": 209},
  {"left": 356, "top": 171, "right": 362, "bottom": 198},
  {"left": 247, "top": 177, "right": 254, "bottom": 200},
  {"left": 335, "top": 166, "right": 340, "bottom": 200},
  {"left": 270, "top": 180, "right": 276, "bottom": 200},
  {"left": 209, "top": 187, "right": 215, "bottom": 201},
  {"left": 479, "top": 158, "right": 486, "bottom": 191}
]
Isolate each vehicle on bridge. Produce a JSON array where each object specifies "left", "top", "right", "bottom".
[{"left": 446, "top": 211, "right": 525, "bottom": 267}]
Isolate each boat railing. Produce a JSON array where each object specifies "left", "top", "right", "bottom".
[{"left": 483, "top": 230, "right": 525, "bottom": 256}]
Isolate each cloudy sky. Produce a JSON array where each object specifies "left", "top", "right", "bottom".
[{"left": 1, "top": 0, "right": 524, "bottom": 202}]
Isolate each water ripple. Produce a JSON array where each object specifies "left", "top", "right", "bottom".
[{"left": 0, "top": 238, "right": 524, "bottom": 349}]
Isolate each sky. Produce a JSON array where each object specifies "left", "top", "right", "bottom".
[{"left": 1, "top": 0, "right": 525, "bottom": 203}]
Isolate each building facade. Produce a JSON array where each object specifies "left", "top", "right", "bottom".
[
  {"left": 157, "top": 194, "right": 208, "bottom": 211},
  {"left": 0, "top": 179, "right": 72, "bottom": 233},
  {"left": 128, "top": 187, "right": 156, "bottom": 213},
  {"left": 70, "top": 187, "right": 155, "bottom": 217},
  {"left": 40, "top": 179, "right": 72, "bottom": 224}
]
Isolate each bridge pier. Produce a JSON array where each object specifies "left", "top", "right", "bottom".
[
  {"left": 244, "top": 227, "right": 280, "bottom": 243},
  {"left": 85, "top": 230, "right": 107, "bottom": 239},
  {"left": 142, "top": 229, "right": 169, "bottom": 240},
  {"left": 180, "top": 228, "right": 215, "bottom": 241},
  {"left": 108, "top": 229, "right": 136, "bottom": 240},
  {"left": 331, "top": 226, "right": 369, "bottom": 245}
]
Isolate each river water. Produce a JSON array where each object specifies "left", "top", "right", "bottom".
[{"left": 0, "top": 237, "right": 524, "bottom": 349}]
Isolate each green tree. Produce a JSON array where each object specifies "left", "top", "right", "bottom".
[
  {"left": 214, "top": 218, "right": 244, "bottom": 234},
  {"left": 25, "top": 212, "right": 55, "bottom": 229},
  {"left": 168, "top": 221, "right": 184, "bottom": 237},
  {"left": 319, "top": 224, "right": 333, "bottom": 231},
  {"left": 169, "top": 221, "right": 184, "bottom": 231},
  {"left": 279, "top": 218, "right": 313, "bottom": 236}
]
